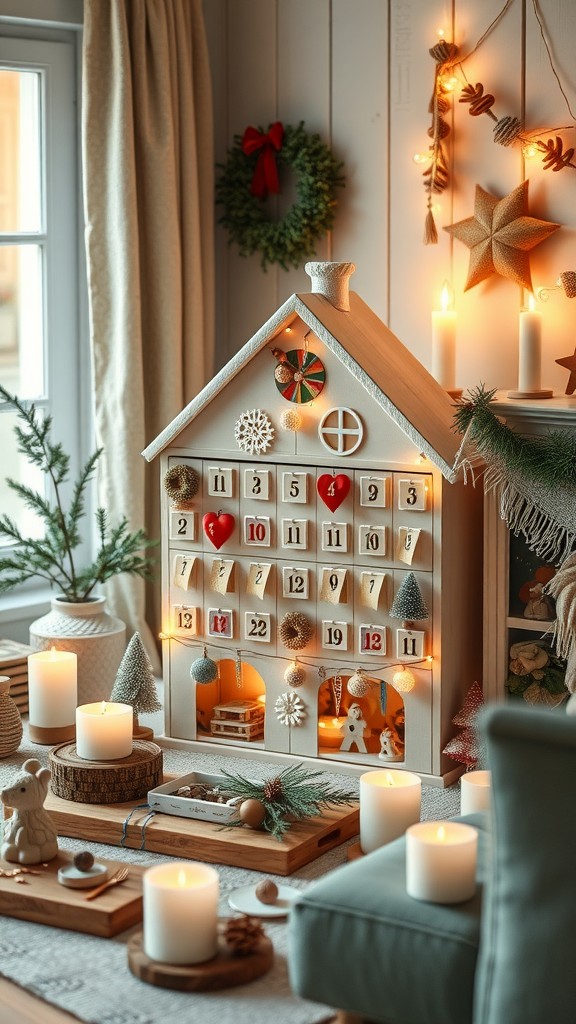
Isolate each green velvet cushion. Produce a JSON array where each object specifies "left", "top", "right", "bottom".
[
  {"left": 474, "top": 705, "right": 576, "bottom": 1024},
  {"left": 289, "top": 812, "right": 489, "bottom": 1024}
]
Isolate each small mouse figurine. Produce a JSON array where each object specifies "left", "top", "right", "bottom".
[{"left": 1, "top": 758, "right": 58, "bottom": 864}]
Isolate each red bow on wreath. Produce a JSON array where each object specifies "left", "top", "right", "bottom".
[{"left": 241, "top": 121, "right": 284, "bottom": 198}]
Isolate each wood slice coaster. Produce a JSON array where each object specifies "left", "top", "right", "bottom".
[
  {"left": 127, "top": 929, "right": 274, "bottom": 991},
  {"left": 49, "top": 740, "right": 163, "bottom": 804}
]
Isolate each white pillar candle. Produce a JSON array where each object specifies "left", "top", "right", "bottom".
[
  {"left": 518, "top": 295, "right": 542, "bottom": 393},
  {"left": 143, "top": 861, "right": 219, "bottom": 965},
  {"left": 460, "top": 769, "right": 491, "bottom": 815},
  {"left": 75, "top": 701, "right": 133, "bottom": 761},
  {"left": 431, "top": 282, "right": 457, "bottom": 390},
  {"left": 360, "top": 769, "right": 422, "bottom": 853},
  {"left": 28, "top": 648, "right": 77, "bottom": 728},
  {"left": 406, "top": 821, "right": 478, "bottom": 904}
]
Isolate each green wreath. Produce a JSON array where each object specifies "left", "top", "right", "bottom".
[{"left": 215, "top": 121, "right": 345, "bottom": 271}]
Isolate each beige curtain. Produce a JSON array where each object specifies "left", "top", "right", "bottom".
[{"left": 82, "top": 0, "right": 215, "bottom": 667}]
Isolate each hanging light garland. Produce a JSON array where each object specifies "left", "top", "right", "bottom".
[{"left": 419, "top": 0, "right": 576, "bottom": 244}]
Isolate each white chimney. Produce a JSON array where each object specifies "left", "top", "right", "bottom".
[{"left": 305, "top": 261, "right": 356, "bottom": 311}]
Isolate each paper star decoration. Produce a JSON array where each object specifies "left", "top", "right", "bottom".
[
  {"left": 444, "top": 181, "right": 560, "bottom": 292},
  {"left": 555, "top": 346, "right": 576, "bottom": 395}
]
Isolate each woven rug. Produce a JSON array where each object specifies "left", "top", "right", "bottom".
[{"left": 0, "top": 732, "right": 461, "bottom": 1024}]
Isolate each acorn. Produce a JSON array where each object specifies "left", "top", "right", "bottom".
[
  {"left": 73, "top": 851, "right": 95, "bottom": 873},
  {"left": 239, "top": 798, "right": 266, "bottom": 829},
  {"left": 255, "top": 878, "right": 279, "bottom": 905}
]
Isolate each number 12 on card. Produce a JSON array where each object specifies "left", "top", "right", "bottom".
[{"left": 359, "top": 624, "right": 386, "bottom": 655}]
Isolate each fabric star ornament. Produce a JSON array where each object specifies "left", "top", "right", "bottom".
[{"left": 444, "top": 181, "right": 560, "bottom": 291}]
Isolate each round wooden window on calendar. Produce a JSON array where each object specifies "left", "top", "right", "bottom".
[
  {"left": 274, "top": 349, "right": 326, "bottom": 404},
  {"left": 318, "top": 407, "right": 364, "bottom": 456}
]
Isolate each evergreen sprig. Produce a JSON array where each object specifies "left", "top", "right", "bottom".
[
  {"left": 219, "top": 762, "right": 357, "bottom": 841},
  {"left": 0, "top": 386, "right": 156, "bottom": 601},
  {"left": 454, "top": 384, "right": 576, "bottom": 491},
  {"left": 215, "top": 122, "right": 346, "bottom": 271}
]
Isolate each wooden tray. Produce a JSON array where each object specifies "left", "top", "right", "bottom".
[
  {"left": 0, "top": 851, "right": 143, "bottom": 937},
  {"left": 45, "top": 777, "right": 359, "bottom": 876}
]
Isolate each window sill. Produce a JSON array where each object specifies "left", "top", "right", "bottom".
[{"left": 0, "top": 585, "right": 52, "bottom": 628}]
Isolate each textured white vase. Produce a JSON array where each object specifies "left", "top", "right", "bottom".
[{"left": 29, "top": 597, "right": 126, "bottom": 704}]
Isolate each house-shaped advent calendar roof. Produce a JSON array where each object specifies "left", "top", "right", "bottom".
[{"left": 142, "top": 262, "right": 461, "bottom": 480}]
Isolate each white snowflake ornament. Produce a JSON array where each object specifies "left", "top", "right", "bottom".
[
  {"left": 234, "top": 409, "right": 275, "bottom": 455},
  {"left": 275, "top": 691, "right": 306, "bottom": 727}
]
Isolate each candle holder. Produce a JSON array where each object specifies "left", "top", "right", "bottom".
[
  {"left": 127, "top": 923, "right": 274, "bottom": 991},
  {"left": 49, "top": 740, "right": 163, "bottom": 804}
]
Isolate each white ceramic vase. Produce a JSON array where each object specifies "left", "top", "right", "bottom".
[{"left": 29, "top": 596, "right": 126, "bottom": 704}]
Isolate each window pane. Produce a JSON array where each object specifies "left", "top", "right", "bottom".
[
  {"left": 0, "top": 243, "right": 44, "bottom": 398},
  {"left": 0, "top": 68, "right": 42, "bottom": 233},
  {"left": 0, "top": 406, "right": 44, "bottom": 547}
]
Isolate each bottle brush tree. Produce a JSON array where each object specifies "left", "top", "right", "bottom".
[
  {"left": 0, "top": 387, "right": 156, "bottom": 602},
  {"left": 109, "top": 632, "right": 162, "bottom": 736},
  {"left": 389, "top": 571, "right": 429, "bottom": 626}
]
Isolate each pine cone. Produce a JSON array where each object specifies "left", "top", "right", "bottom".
[
  {"left": 263, "top": 776, "right": 283, "bottom": 802},
  {"left": 429, "top": 40, "right": 459, "bottom": 64},
  {"left": 493, "top": 116, "right": 523, "bottom": 146},
  {"left": 223, "top": 916, "right": 265, "bottom": 956}
]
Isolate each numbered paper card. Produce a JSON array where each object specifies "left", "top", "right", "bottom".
[
  {"left": 321, "top": 620, "right": 349, "bottom": 651},
  {"left": 281, "top": 518, "right": 308, "bottom": 550},
  {"left": 398, "top": 478, "right": 427, "bottom": 510},
  {"left": 320, "top": 567, "right": 348, "bottom": 604},
  {"left": 246, "top": 562, "right": 272, "bottom": 600},
  {"left": 396, "top": 629, "right": 425, "bottom": 660},
  {"left": 172, "top": 605, "right": 198, "bottom": 636},
  {"left": 243, "top": 516, "right": 271, "bottom": 547},
  {"left": 172, "top": 552, "right": 196, "bottom": 590},
  {"left": 282, "top": 471, "right": 308, "bottom": 503},
  {"left": 208, "top": 466, "right": 235, "bottom": 498},
  {"left": 359, "top": 624, "right": 386, "bottom": 656},
  {"left": 358, "top": 524, "right": 386, "bottom": 557},
  {"left": 282, "top": 566, "right": 309, "bottom": 599},
  {"left": 359, "top": 476, "right": 387, "bottom": 508},
  {"left": 169, "top": 511, "right": 196, "bottom": 542},
  {"left": 243, "top": 468, "right": 270, "bottom": 500},
  {"left": 321, "top": 521, "right": 349, "bottom": 553},
  {"left": 208, "top": 608, "right": 234, "bottom": 639},
  {"left": 209, "top": 558, "right": 235, "bottom": 594},
  {"left": 244, "top": 611, "right": 271, "bottom": 643},
  {"left": 396, "top": 527, "right": 421, "bottom": 565},
  {"left": 360, "top": 571, "right": 386, "bottom": 610}
]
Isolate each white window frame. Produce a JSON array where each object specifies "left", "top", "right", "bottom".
[{"left": 0, "top": 7, "right": 89, "bottom": 635}]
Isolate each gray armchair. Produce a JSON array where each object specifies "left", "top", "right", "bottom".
[{"left": 288, "top": 704, "right": 576, "bottom": 1024}]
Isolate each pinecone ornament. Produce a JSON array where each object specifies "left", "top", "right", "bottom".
[
  {"left": 263, "top": 776, "right": 283, "bottom": 802},
  {"left": 223, "top": 916, "right": 265, "bottom": 956}
]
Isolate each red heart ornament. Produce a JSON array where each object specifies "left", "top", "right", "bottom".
[
  {"left": 317, "top": 473, "right": 351, "bottom": 512},
  {"left": 203, "top": 512, "right": 235, "bottom": 550}
]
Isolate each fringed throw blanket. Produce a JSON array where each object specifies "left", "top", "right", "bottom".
[{"left": 453, "top": 386, "right": 576, "bottom": 692}]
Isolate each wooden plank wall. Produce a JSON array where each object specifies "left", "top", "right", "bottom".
[{"left": 204, "top": 0, "right": 576, "bottom": 397}]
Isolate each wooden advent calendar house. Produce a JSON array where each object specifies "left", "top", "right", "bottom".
[{"left": 143, "top": 263, "right": 483, "bottom": 784}]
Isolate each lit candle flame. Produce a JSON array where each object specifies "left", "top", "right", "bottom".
[
  {"left": 100, "top": 701, "right": 107, "bottom": 715},
  {"left": 178, "top": 869, "right": 187, "bottom": 887},
  {"left": 528, "top": 293, "right": 536, "bottom": 312},
  {"left": 386, "top": 772, "right": 396, "bottom": 787},
  {"left": 436, "top": 825, "right": 446, "bottom": 842},
  {"left": 440, "top": 282, "right": 453, "bottom": 312}
]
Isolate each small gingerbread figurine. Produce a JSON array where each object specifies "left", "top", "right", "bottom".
[{"left": 1, "top": 758, "right": 58, "bottom": 864}]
